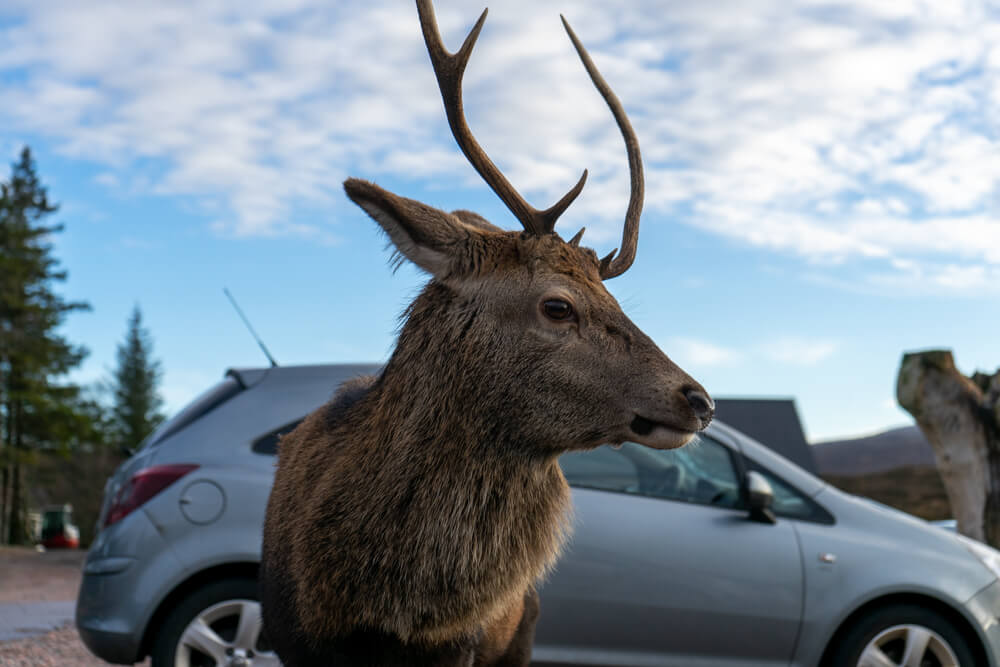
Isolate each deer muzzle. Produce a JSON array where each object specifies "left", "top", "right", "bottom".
[{"left": 625, "top": 379, "right": 714, "bottom": 450}]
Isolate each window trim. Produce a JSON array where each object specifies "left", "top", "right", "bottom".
[
  {"left": 251, "top": 418, "right": 306, "bottom": 456},
  {"left": 709, "top": 427, "right": 835, "bottom": 525}
]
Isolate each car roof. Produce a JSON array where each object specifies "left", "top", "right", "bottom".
[{"left": 226, "top": 363, "right": 383, "bottom": 389}]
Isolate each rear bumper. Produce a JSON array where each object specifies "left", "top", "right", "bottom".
[
  {"left": 75, "top": 509, "right": 180, "bottom": 665},
  {"left": 75, "top": 559, "right": 145, "bottom": 665}
]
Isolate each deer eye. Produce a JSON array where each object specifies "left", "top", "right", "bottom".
[{"left": 542, "top": 299, "right": 574, "bottom": 321}]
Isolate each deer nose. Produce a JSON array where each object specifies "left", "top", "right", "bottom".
[{"left": 683, "top": 387, "right": 715, "bottom": 427}]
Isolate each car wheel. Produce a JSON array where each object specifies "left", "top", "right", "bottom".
[
  {"left": 151, "top": 577, "right": 279, "bottom": 667},
  {"left": 827, "top": 603, "right": 975, "bottom": 667}
]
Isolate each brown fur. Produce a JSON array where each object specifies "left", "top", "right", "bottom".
[
  {"left": 475, "top": 591, "right": 529, "bottom": 665},
  {"left": 261, "top": 183, "right": 712, "bottom": 666},
  {"left": 271, "top": 376, "right": 571, "bottom": 644},
  {"left": 261, "top": 4, "right": 714, "bottom": 659}
]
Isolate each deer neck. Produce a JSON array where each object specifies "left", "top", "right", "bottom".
[
  {"left": 372, "top": 281, "right": 546, "bottom": 460},
  {"left": 336, "top": 282, "right": 572, "bottom": 639}
]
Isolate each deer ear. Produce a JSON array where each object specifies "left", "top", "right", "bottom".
[
  {"left": 344, "top": 178, "right": 477, "bottom": 277},
  {"left": 450, "top": 209, "right": 504, "bottom": 233}
]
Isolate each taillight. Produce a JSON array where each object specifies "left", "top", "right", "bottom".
[{"left": 104, "top": 464, "right": 199, "bottom": 528}]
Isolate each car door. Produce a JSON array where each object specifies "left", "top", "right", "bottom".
[{"left": 533, "top": 434, "right": 804, "bottom": 667}]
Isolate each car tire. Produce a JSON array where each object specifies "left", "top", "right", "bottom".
[
  {"left": 150, "top": 577, "right": 278, "bottom": 667},
  {"left": 826, "top": 603, "right": 976, "bottom": 667}
]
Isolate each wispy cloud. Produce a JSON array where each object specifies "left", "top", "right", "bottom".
[
  {"left": 1, "top": 0, "right": 998, "bottom": 291},
  {"left": 761, "top": 337, "right": 839, "bottom": 366},
  {"left": 665, "top": 334, "right": 839, "bottom": 368},
  {"left": 94, "top": 172, "right": 118, "bottom": 188},
  {"left": 664, "top": 337, "right": 741, "bottom": 367}
]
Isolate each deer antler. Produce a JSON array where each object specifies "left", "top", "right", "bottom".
[
  {"left": 415, "top": 0, "right": 644, "bottom": 278},
  {"left": 559, "top": 17, "right": 644, "bottom": 279},
  {"left": 416, "top": 0, "right": 586, "bottom": 236}
]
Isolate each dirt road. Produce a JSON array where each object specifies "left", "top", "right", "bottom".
[{"left": 0, "top": 547, "right": 149, "bottom": 666}]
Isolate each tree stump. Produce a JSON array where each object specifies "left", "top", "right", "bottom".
[{"left": 896, "top": 350, "right": 1000, "bottom": 545}]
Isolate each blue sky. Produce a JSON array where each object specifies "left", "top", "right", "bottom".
[{"left": 1, "top": 0, "right": 998, "bottom": 442}]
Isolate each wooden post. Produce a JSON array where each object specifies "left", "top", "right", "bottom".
[{"left": 897, "top": 350, "right": 1000, "bottom": 545}]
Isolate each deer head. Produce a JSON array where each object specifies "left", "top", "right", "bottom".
[{"left": 343, "top": 0, "right": 713, "bottom": 452}]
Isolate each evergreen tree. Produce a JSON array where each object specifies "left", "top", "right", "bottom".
[
  {"left": 0, "top": 147, "right": 91, "bottom": 544},
  {"left": 107, "top": 305, "right": 164, "bottom": 452}
]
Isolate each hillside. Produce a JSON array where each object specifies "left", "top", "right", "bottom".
[
  {"left": 813, "top": 426, "right": 950, "bottom": 520},
  {"left": 821, "top": 466, "right": 951, "bottom": 521},
  {"left": 812, "top": 425, "right": 936, "bottom": 476}
]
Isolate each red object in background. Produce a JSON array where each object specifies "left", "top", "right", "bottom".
[
  {"left": 42, "top": 531, "right": 79, "bottom": 549},
  {"left": 40, "top": 504, "right": 81, "bottom": 549}
]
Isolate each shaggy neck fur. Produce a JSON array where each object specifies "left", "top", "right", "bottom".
[{"left": 271, "top": 280, "right": 573, "bottom": 646}]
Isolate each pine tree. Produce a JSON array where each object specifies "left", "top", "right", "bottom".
[
  {"left": 0, "top": 147, "right": 91, "bottom": 544},
  {"left": 108, "top": 305, "right": 165, "bottom": 452}
]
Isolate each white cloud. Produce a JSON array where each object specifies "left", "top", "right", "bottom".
[
  {"left": 94, "top": 172, "right": 118, "bottom": 188},
  {"left": 663, "top": 337, "right": 741, "bottom": 367},
  {"left": 1, "top": 0, "right": 999, "bottom": 291},
  {"left": 761, "top": 337, "right": 839, "bottom": 366},
  {"left": 867, "top": 260, "right": 1000, "bottom": 292}
]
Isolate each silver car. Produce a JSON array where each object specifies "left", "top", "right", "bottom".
[{"left": 77, "top": 364, "right": 1000, "bottom": 666}]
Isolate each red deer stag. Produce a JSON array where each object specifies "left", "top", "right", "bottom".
[{"left": 260, "top": 1, "right": 714, "bottom": 665}]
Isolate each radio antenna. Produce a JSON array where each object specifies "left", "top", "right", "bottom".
[{"left": 223, "top": 287, "right": 278, "bottom": 367}]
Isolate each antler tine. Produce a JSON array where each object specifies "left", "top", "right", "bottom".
[
  {"left": 415, "top": 0, "right": 587, "bottom": 236},
  {"left": 560, "top": 15, "right": 644, "bottom": 280}
]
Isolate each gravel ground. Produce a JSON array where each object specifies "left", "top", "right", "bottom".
[
  {"left": 0, "top": 547, "right": 150, "bottom": 667},
  {"left": 0, "top": 546, "right": 85, "bottom": 603},
  {"left": 0, "top": 626, "right": 123, "bottom": 667}
]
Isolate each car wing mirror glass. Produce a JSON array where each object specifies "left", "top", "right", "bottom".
[{"left": 746, "top": 471, "right": 777, "bottom": 524}]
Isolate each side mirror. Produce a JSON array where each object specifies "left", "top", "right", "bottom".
[{"left": 745, "top": 471, "right": 777, "bottom": 524}]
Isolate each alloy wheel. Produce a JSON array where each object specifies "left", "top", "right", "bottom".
[
  {"left": 174, "top": 599, "right": 279, "bottom": 667},
  {"left": 858, "top": 623, "right": 961, "bottom": 667}
]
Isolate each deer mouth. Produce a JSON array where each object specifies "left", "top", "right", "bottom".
[{"left": 629, "top": 415, "right": 696, "bottom": 450}]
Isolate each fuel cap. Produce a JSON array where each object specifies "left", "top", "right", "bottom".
[{"left": 179, "top": 480, "right": 226, "bottom": 525}]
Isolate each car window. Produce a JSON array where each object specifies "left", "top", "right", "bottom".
[
  {"left": 252, "top": 418, "right": 305, "bottom": 455},
  {"left": 743, "top": 461, "right": 835, "bottom": 524},
  {"left": 559, "top": 446, "right": 639, "bottom": 493},
  {"left": 756, "top": 470, "right": 811, "bottom": 518},
  {"left": 559, "top": 435, "right": 742, "bottom": 509}
]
